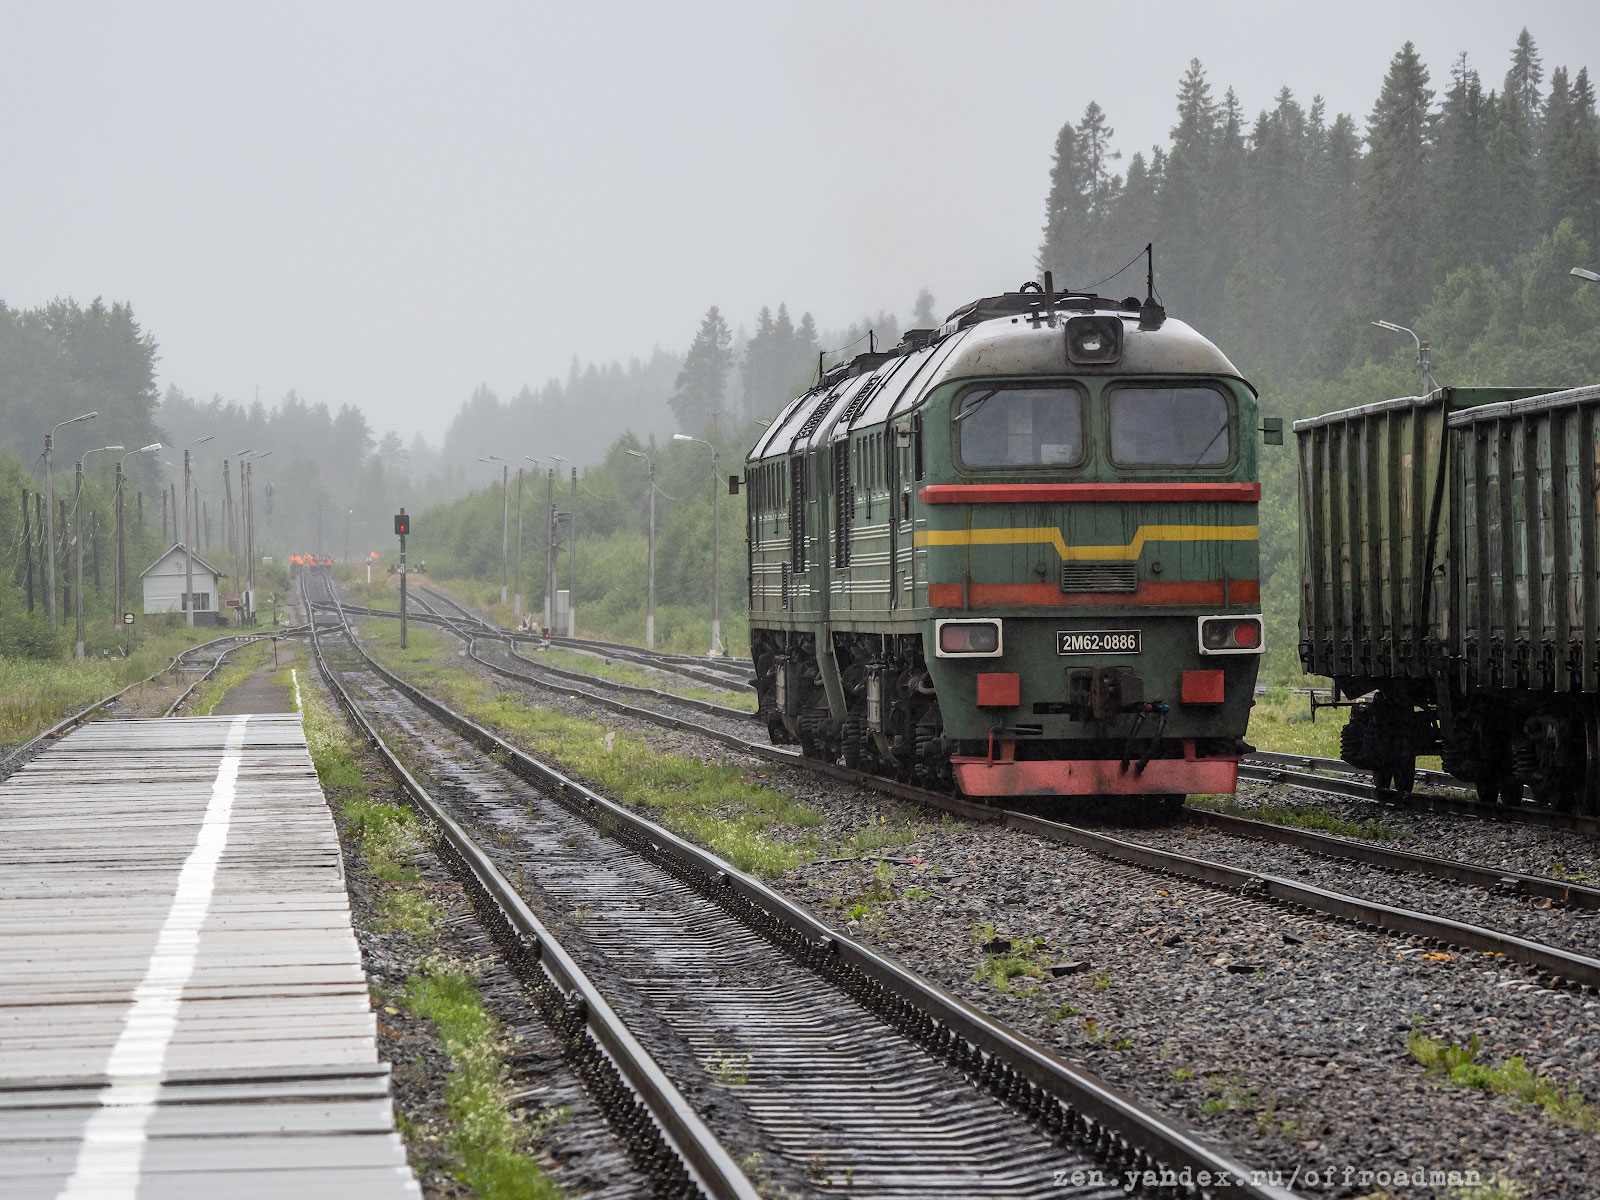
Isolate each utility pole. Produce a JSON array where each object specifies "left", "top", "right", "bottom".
[
  {"left": 673, "top": 433, "right": 723, "bottom": 655},
  {"left": 223, "top": 459, "right": 238, "bottom": 612},
  {"left": 185, "top": 436, "right": 214, "bottom": 626},
  {"left": 568, "top": 465, "right": 578, "bottom": 635},
  {"left": 115, "top": 444, "right": 158, "bottom": 634},
  {"left": 75, "top": 444, "right": 122, "bottom": 658},
  {"left": 545, "top": 467, "right": 557, "bottom": 634},
  {"left": 44, "top": 411, "right": 97, "bottom": 628},
  {"left": 482, "top": 457, "right": 512, "bottom": 606},
  {"left": 21, "top": 489, "right": 33, "bottom": 614},
  {"left": 512, "top": 468, "right": 524, "bottom": 619},
  {"left": 624, "top": 449, "right": 656, "bottom": 649}
]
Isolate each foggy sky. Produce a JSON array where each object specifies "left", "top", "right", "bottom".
[{"left": 5, "top": 1, "right": 1598, "bottom": 444}]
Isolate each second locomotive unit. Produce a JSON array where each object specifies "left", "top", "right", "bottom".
[{"left": 743, "top": 278, "right": 1273, "bottom": 807}]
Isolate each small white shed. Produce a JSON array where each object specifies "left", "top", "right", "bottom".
[{"left": 140, "top": 544, "right": 226, "bottom": 624}]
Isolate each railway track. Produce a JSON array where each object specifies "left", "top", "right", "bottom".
[
  {"left": 413, "top": 585, "right": 753, "bottom": 693},
  {"left": 0, "top": 628, "right": 304, "bottom": 782},
  {"left": 340, "top": 589, "right": 1600, "bottom": 994},
  {"left": 381, "top": 585, "right": 1599, "bottom": 838},
  {"left": 1240, "top": 752, "right": 1600, "bottom": 838},
  {"left": 305, "top": 576, "right": 1290, "bottom": 1200}
]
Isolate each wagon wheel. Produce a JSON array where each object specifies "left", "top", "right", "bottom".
[
  {"left": 1583, "top": 705, "right": 1600, "bottom": 818},
  {"left": 1390, "top": 760, "right": 1416, "bottom": 797},
  {"left": 1371, "top": 764, "right": 1394, "bottom": 798}
]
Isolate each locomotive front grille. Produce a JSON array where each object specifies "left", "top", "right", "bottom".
[{"left": 1061, "top": 562, "right": 1138, "bottom": 593}]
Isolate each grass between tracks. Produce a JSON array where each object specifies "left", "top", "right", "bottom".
[
  {"left": 184, "top": 640, "right": 273, "bottom": 715},
  {"left": 298, "top": 661, "right": 563, "bottom": 1197},
  {"left": 0, "top": 623, "right": 229, "bottom": 744},
  {"left": 1408, "top": 1030, "right": 1600, "bottom": 1136},
  {"left": 539, "top": 646, "right": 757, "bottom": 711},
  {"left": 398, "top": 960, "right": 565, "bottom": 1200},
  {"left": 1186, "top": 794, "right": 1408, "bottom": 841},
  {"left": 360, "top": 619, "right": 830, "bottom": 878}
]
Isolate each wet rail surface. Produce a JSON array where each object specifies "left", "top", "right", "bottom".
[
  {"left": 360, "top": 593, "right": 1600, "bottom": 994},
  {"left": 306, "top": 578, "right": 1291, "bottom": 1200}
]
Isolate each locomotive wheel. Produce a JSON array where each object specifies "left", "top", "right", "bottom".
[{"left": 1476, "top": 768, "right": 1516, "bottom": 806}]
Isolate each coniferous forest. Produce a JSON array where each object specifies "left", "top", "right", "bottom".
[{"left": 4, "top": 28, "right": 1599, "bottom": 668}]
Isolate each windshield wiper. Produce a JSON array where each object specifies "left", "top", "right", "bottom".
[
  {"left": 1188, "top": 421, "right": 1230, "bottom": 467},
  {"left": 953, "top": 388, "right": 1001, "bottom": 423}
]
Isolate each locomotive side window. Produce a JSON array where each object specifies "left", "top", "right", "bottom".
[
  {"left": 955, "top": 384, "right": 1086, "bottom": 468},
  {"left": 1108, "top": 384, "right": 1234, "bottom": 467}
]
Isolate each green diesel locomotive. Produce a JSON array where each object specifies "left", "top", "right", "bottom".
[{"left": 743, "top": 280, "right": 1272, "bottom": 806}]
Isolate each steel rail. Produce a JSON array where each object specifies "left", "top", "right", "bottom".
[
  {"left": 385, "top": 589, "right": 1595, "bottom": 837},
  {"left": 1183, "top": 806, "right": 1600, "bottom": 911},
  {"left": 323, "top": 597, "right": 756, "bottom": 722},
  {"left": 319, "top": 580, "right": 1294, "bottom": 1200},
  {"left": 0, "top": 630, "right": 304, "bottom": 781},
  {"left": 390, "top": 617, "right": 1600, "bottom": 992},
  {"left": 415, "top": 586, "right": 752, "bottom": 691},
  {"left": 162, "top": 629, "right": 302, "bottom": 718},
  {"left": 1240, "top": 756, "right": 1599, "bottom": 838},
  {"left": 306, "top": 583, "right": 762, "bottom": 1200}
]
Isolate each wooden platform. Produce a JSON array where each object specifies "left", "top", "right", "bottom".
[{"left": 0, "top": 715, "right": 418, "bottom": 1198}]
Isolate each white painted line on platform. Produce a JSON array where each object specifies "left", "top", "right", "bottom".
[{"left": 55, "top": 715, "right": 252, "bottom": 1200}]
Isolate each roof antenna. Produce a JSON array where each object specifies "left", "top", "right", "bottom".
[
  {"left": 1043, "top": 271, "right": 1055, "bottom": 325},
  {"left": 1139, "top": 243, "right": 1166, "bottom": 331}
]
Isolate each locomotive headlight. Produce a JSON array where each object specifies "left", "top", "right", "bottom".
[
  {"left": 1197, "top": 615, "right": 1265, "bottom": 655},
  {"left": 1065, "top": 315, "right": 1123, "bottom": 364},
  {"left": 935, "top": 619, "right": 1003, "bottom": 658}
]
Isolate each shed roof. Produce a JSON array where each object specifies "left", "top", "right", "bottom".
[{"left": 138, "top": 543, "right": 227, "bottom": 581}]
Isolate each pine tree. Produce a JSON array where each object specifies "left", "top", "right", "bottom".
[
  {"left": 1171, "top": 58, "right": 1218, "bottom": 163},
  {"left": 1505, "top": 28, "right": 1545, "bottom": 129},
  {"left": 1364, "top": 41, "right": 1436, "bottom": 322},
  {"left": 670, "top": 307, "right": 733, "bottom": 434},
  {"left": 1538, "top": 66, "right": 1600, "bottom": 242},
  {"left": 1038, "top": 119, "right": 1088, "bottom": 282},
  {"left": 1435, "top": 53, "right": 1491, "bottom": 276},
  {"left": 910, "top": 288, "right": 938, "bottom": 328},
  {"left": 1484, "top": 87, "right": 1537, "bottom": 268}
]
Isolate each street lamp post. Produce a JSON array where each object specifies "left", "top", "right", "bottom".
[
  {"left": 74, "top": 444, "right": 123, "bottom": 658},
  {"left": 184, "top": 436, "right": 215, "bottom": 626},
  {"left": 673, "top": 433, "right": 723, "bottom": 656},
  {"left": 344, "top": 509, "right": 353, "bottom": 564},
  {"left": 44, "top": 411, "right": 97, "bottom": 628},
  {"left": 1372, "top": 320, "right": 1433, "bottom": 397},
  {"left": 624, "top": 449, "right": 656, "bottom": 650},
  {"left": 115, "top": 443, "right": 161, "bottom": 641},
  {"left": 482, "top": 456, "right": 512, "bottom": 606}
]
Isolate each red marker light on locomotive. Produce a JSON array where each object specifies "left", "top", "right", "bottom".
[
  {"left": 1198, "top": 616, "right": 1264, "bottom": 654},
  {"left": 935, "top": 619, "right": 1003, "bottom": 657}
]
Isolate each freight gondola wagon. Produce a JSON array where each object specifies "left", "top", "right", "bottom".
[{"left": 1296, "top": 383, "right": 1600, "bottom": 814}]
